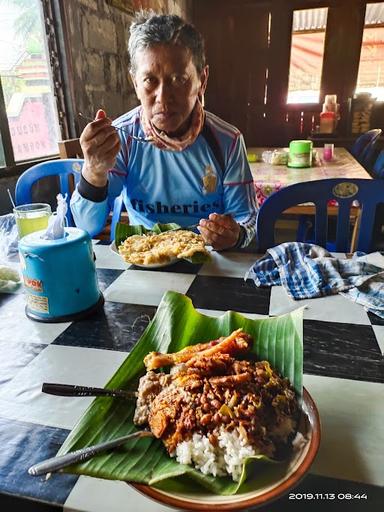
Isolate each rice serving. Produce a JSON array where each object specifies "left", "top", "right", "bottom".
[
  {"left": 118, "top": 229, "right": 208, "bottom": 265},
  {"left": 176, "top": 428, "right": 258, "bottom": 481},
  {"left": 134, "top": 329, "right": 299, "bottom": 482}
]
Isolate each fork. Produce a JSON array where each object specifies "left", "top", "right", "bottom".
[
  {"left": 42, "top": 382, "right": 137, "bottom": 399},
  {"left": 78, "top": 112, "right": 153, "bottom": 143}
]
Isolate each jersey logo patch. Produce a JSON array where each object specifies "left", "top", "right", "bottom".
[{"left": 202, "top": 165, "right": 217, "bottom": 194}]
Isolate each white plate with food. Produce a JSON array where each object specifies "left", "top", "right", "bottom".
[
  {"left": 131, "top": 328, "right": 320, "bottom": 511},
  {"left": 112, "top": 229, "right": 209, "bottom": 268},
  {"left": 132, "top": 387, "right": 319, "bottom": 511},
  {"left": 110, "top": 240, "right": 178, "bottom": 268}
]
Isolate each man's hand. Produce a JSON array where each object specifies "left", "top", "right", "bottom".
[
  {"left": 80, "top": 109, "right": 120, "bottom": 187},
  {"left": 197, "top": 213, "right": 241, "bottom": 251}
]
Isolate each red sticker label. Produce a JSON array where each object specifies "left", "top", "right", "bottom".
[{"left": 24, "top": 277, "right": 43, "bottom": 292}]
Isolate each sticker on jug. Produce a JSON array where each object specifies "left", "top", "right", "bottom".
[
  {"left": 24, "top": 277, "right": 43, "bottom": 292},
  {"left": 27, "top": 294, "right": 49, "bottom": 313}
]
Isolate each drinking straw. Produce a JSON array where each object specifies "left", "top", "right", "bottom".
[{"left": 7, "top": 189, "right": 16, "bottom": 209}]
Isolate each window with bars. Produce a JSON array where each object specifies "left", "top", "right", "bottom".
[
  {"left": 287, "top": 7, "right": 328, "bottom": 104},
  {"left": 0, "top": 0, "right": 65, "bottom": 170},
  {"left": 355, "top": 2, "right": 384, "bottom": 100}
]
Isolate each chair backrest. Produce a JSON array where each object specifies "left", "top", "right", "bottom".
[
  {"left": 110, "top": 194, "right": 125, "bottom": 241},
  {"left": 359, "top": 137, "right": 383, "bottom": 171},
  {"left": 15, "top": 159, "right": 84, "bottom": 227},
  {"left": 256, "top": 178, "right": 384, "bottom": 253},
  {"left": 372, "top": 149, "right": 384, "bottom": 179},
  {"left": 350, "top": 129, "right": 382, "bottom": 162}
]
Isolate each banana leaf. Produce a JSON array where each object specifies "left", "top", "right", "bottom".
[
  {"left": 114, "top": 222, "right": 210, "bottom": 264},
  {"left": 57, "top": 291, "right": 303, "bottom": 495}
]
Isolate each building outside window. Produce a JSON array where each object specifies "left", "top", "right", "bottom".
[
  {"left": 355, "top": 2, "right": 384, "bottom": 101},
  {"left": 287, "top": 7, "right": 328, "bottom": 104},
  {"left": 0, "top": 0, "right": 61, "bottom": 168}
]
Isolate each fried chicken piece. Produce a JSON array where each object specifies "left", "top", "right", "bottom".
[
  {"left": 148, "top": 386, "right": 185, "bottom": 438},
  {"left": 144, "top": 329, "right": 251, "bottom": 370}
]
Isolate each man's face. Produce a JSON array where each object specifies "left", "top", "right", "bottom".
[{"left": 132, "top": 44, "right": 208, "bottom": 136}]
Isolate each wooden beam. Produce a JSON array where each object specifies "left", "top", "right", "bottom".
[
  {"left": 321, "top": 1, "right": 366, "bottom": 103},
  {"left": 0, "top": 76, "right": 15, "bottom": 168}
]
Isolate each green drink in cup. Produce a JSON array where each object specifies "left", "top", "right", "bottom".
[{"left": 13, "top": 203, "right": 52, "bottom": 239}]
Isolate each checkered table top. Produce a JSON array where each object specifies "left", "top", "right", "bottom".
[{"left": 0, "top": 243, "right": 383, "bottom": 512}]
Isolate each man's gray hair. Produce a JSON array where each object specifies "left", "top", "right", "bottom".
[{"left": 128, "top": 11, "right": 206, "bottom": 75}]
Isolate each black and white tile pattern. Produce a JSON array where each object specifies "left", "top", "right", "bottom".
[{"left": 0, "top": 245, "right": 383, "bottom": 511}]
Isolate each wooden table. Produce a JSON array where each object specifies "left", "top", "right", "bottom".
[{"left": 0, "top": 243, "right": 383, "bottom": 511}]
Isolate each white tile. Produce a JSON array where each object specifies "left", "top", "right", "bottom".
[
  {"left": 199, "top": 251, "right": 257, "bottom": 278},
  {"left": 372, "top": 325, "right": 384, "bottom": 355},
  {"left": 64, "top": 476, "right": 176, "bottom": 512},
  {"left": 0, "top": 293, "right": 71, "bottom": 344},
  {"left": 269, "top": 286, "right": 371, "bottom": 324},
  {"left": 93, "top": 244, "right": 129, "bottom": 270},
  {"left": 303, "top": 374, "right": 384, "bottom": 486},
  {"left": 0, "top": 345, "right": 127, "bottom": 429},
  {"left": 197, "top": 308, "right": 268, "bottom": 320},
  {"left": 103, "top": 270, "right": 195, "bottom": 306}
]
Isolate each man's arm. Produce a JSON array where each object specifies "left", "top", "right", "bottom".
[{"left": 70, "top": 109, "right": 121, "bottom": 236}]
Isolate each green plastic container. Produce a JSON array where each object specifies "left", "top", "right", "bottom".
[{"left": 288, "top": 140, "right": 313, "bottom": 168}]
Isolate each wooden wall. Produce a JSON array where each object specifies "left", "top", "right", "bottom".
[{"left": 191, "top": 0, "right": 380, "bottom": 146}]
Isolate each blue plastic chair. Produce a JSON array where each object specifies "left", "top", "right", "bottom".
[
  {"left": 110, "top": 193, "right": 124, "bottom": 241},
  {"left": 350, "top": 129, "right": 382, "bottom": 164},
  {"left": 15, "top": 159, "right": 84, "bottom": 227},
  {"left": 360, "top": 140, "right": 382, "bottom": 172},
  {"left": 256, "top": 178, "right": 384, "bottom": 253},
  {"left": 372, "top": 149, "right": 384, "bottom": 179}
]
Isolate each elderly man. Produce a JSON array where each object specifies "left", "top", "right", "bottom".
[{"left": 71, "top": 11, "right": 257, "bottom": 250}]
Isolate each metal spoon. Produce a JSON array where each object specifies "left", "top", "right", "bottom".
[
  {"left": 78, "top": 112, "right": 153, "bottom": 143},
  {"left": 42, "top": 382, "right": 137, "bottom": 399},
  {"left": 28, "top": 430, "right": 153, "bottom": 476}
]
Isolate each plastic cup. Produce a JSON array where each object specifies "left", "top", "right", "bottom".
[
  {"left": 323, "top": 143, "right": 334, "bottom": 161},
  {"left": 13, "top": 203, "right": 52, "bottom": 239},
  {"left": 247, "top": 152, "right": 258, "bottom": 163}
]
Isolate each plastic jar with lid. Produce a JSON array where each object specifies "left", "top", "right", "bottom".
[
  {"left": 319, "top": 111, "right": 335, "bottom": 133},
  {"left": 288, "top": 140, "right": 313, "bottom": 168}
]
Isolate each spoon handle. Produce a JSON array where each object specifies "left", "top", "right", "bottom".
[
  {"left": 42, "top": 382, "right": 137, "bottom": 399},
  {"left": 78, "top": 112, "right": 152, "bottom": 142},
  {"left": 28, "top": 431, "right": 153, "bottom": 476}
]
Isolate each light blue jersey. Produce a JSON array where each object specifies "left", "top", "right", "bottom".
[{"left": 71, "top": 107, "right": 257, "bottom": 247}]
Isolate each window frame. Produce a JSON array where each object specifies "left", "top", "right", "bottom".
[
  {"left": 0, "top": 0, "right": 72, "bottom": 175},
  {"left": 287, "top": 7, "right": 329, "bottom": 105}
]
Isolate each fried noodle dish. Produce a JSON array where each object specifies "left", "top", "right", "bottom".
[
  {"left": 133, "top": 329, "right": 300, "bottom": 481},
  {"left": 118, "top": 230, "right": 209, "bottom": 265}
]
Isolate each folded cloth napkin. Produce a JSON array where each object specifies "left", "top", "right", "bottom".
[{"left": 246, "top": 242, "right": 384, "bottom": 319}]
